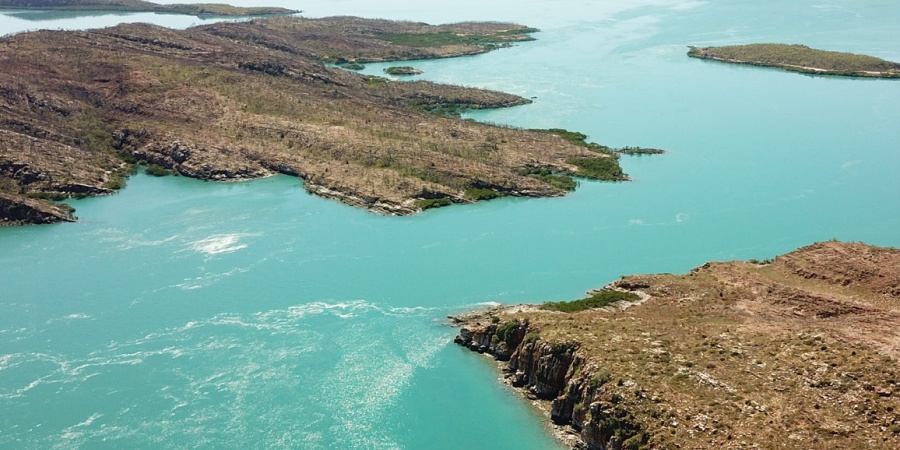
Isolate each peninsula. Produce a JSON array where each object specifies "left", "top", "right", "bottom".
[
  {"left": 0, "top": 0, "right": 297, "bottom": 17},
  {"left": 688, "top": 44, "right": 900, "bottom": 78},
  {"left": 454, "top": 241, "right": 900, "bottom": 449},
  {"left": 0, "top": 17, "right": 633, "bottom": 225}
]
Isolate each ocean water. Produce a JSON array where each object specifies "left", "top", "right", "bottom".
[{"left": 1, "top": 1, "right": 899, "bottom": 448}]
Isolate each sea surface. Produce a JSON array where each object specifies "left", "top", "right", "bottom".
[{"left": 1, "top": 1, "right": 898, "bottom": 448}]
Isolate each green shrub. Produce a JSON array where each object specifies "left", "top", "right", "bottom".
[
  {"left": 535, "top": 174, "right": 577, "bottom": 190},
  {"left": 145, "top": 164, "right": 172, "bottom": 176},
  {"left": 623, "top": 433, "right": 648, "bottom": 450},
  {"left": 465, "top": 188, "right": 505, "bottom": 201},
  {"left": 415, "top": 197, "right": 452, "bottom": 210},
  {"left": 590, "top": 370, "right": 612, "bottom": 388},
  {"left": 541, "top": 289, "right": 640, "bottom": 313},
  {"left": 384, "top": 66, "right": 422, "bottom": 76},
  {"left": 568, "top": 157, "right": 627, "bottom": 181},
  {"left": 517, "top": 167, "right": 577, "bottom": 191},
  {"left": 495, "top": 320, "right": 519, "bottom": 344},
  {"left": 529, "top": 128, "right": 612, "bottom": 153}
]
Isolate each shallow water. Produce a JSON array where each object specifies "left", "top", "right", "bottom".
[{"left": 1, "top": 1, "right": 898, "bottom": 448}]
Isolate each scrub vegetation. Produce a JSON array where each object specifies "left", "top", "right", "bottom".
[
  {"left": 688, "top": 44, "right": 900, "bottom": 78},
  {"left": 460, "top": 241, "right": 900, "bottom": 449},
  {"left": 540, "top": 289, "right": 640, "bottom": 312},
  {"left": 0, "top": 16, "right": 631, "bottom": 223}
]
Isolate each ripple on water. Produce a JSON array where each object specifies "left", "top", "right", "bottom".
[{"left": 2, "top": 300, "right": 459, "bottom": 449}]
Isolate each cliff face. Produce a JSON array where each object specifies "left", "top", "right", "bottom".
[
  {"left": 0, "top": 191, "right": 74, "bottom": 225},
  {"left": 453, "top": 241, "right": 900, "bottom": 450},
  {"left": 455, "top": 321, "right": 646, "bottom": 450}
]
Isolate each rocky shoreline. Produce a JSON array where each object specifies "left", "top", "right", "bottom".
[
  {"left": 0, "top": 17, "right": 633, "bottom": 225},
  {"left": 452, "top": 241, "right": 900, "bottom": 449},
  {"left": 688, "top": 44, "right": 900, "bottom": 78},
  {"left": 452, "top": 294, "right": 650, "bottom": 450}
]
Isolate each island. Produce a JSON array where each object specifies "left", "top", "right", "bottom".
[
  {"left": 0, "top": 16, "right": 640, "bottom": 225},
  {"left": 0, "top": 0, "right": 298, "bottom": 17},
  {"left": 384, "top": 66, "right": 424, "bottom": 76},
  {"left": 688, "top": 44, "right": 900, "bottom": 78},
  {"left": 453, "top": 241, "right": 900, "bottom": 449}
]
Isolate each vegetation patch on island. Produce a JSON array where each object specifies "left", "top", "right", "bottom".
[
  {"left": 384, "top": 66, "right": 423, "bottom": 76},
  {"left": 688, "top": 43, "right": 900, "bottom": 78},
  {"left": 0, "top": 17, "right": 633, "bottom": 224},
  {"left": 540, "top": 289, "right": 640, "bottom": 312},
  {"left": 453, "top": 241, "right": 900, "bottom": 449},
  {"left": 0, "top": 0, "right": 298, "bottom": 16}
]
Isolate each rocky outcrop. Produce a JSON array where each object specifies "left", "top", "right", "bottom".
[
  {"left": 0, "top": 191, "right": 74, "bottom": 225},
  {"left": 455, "top": 319, "right": 646, "bottom": 450},
  {"left": 453, "top": 242, "right": 900, "bottom": 450}
]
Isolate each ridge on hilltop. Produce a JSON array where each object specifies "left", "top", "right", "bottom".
[
  {"left": 0, "top": 17, "right": 638, "bottom": 225},
  {"left": 454, "top": 241, "right": 900, "bottom": 449}
]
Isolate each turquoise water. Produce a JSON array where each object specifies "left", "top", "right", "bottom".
[{"left": 1, "top": 1, "right": 899, "bottom": 448}]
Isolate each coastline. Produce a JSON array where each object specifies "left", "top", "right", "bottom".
[
  {"left": 0, "top": 17, "right": 635, "bottom": 225},
  {"left": 687, "top": 44, "right": 900, "bottom": 78},
  {"left": 451, "top": 241, "right": 900, "bottom": 449}
]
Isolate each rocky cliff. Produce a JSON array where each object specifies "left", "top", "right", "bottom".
[
  {"left": 0, "top": 191, "right": 74, "bottom": 225},
  {"left": 455, "top": 320, "right": 647, "bottom": 450},
  {"left": 454, "top": 241, "right": 900, "bottom": 449}
]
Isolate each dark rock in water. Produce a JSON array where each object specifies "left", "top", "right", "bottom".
[{"left": 384, "top": 66, "right": 424, "bottom": 76}]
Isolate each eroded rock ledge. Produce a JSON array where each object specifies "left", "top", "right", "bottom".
[
  {"left": 0, "top": 191, "right": 74, "bottom": 225},
  {"left": 453, "top": 241, "right": 900, "bottom": 449},
  {"left": 454, "top": 307, "right": 647, "bottom": 450}
]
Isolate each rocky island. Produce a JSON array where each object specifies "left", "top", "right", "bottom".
[
  {"left": 688, "top": 44, "right": 900, "bottom": 78},
  {"left": 0, "top": 0, "right": 298, "bottom": 17},
  {"left": 0, "top": 17, "right": 635, "bottom": 225},
  {"left": 385, "top": 66, "right": 424, "bottom": 76},
  {"left": 453, "top": 241, "right": 900, "bottom": 449}
]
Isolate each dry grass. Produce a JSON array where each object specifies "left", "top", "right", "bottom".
[
  {"left": 688, "top": 44, "right": 900, "bottom": 78},
  {"left": 493, "top": 242, "right": 900, "bottom": 449}
]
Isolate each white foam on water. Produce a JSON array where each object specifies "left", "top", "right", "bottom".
[
  {"left": 188, "top": 233, "right": 250, "bottom": 256},
  {"left": 46, "top": 313, "right": 92, "bottom": 324},
  {"left": 175, "top": 266, "right": 250, "bottom": 290},
  {"left": 92, "top": 227, "right": 180, "bottom": 251},
  {"left": 7, "top": 300, "right": 457, "bottom": 448}
]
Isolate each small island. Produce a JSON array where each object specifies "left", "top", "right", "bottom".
[
  {"left": 384, "top": 66, "right": 423, "bottom": 76},
  {"left": 0, "top": 0, "right": 298, "bottom": 17},
  {"left": 453, "top": 241, "right": 900, "bottom": 449},
  {"left": 688, "top": 43, "right": 900, "bottom": 78}
]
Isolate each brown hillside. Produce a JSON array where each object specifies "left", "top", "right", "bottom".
[
  {"left": 0, "top": 17, "right": 621, "bottom": 223},
  {"left": 455, "top": 241, "right": 900, "bottom": 449}
]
